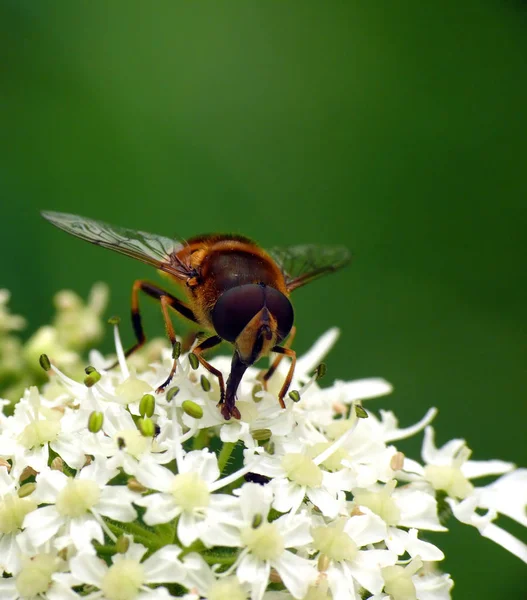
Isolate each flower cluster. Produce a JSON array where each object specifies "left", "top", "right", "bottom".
[{"left": 0, "top": 288, "right": 525, "bottom": 600}]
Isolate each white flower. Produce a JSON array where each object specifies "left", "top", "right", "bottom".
[
  {"left": 312, "top": 512, "right": 397, "bottom": 598},
  {"left": 20, "top": 459, "right": 138, "bottom": 553},
  {"left": 0, "top": 551, "right": 78, "bottom": 600},
  {"left": 0, "top": 279, "right": 525, "bottom": 600},
  {"left": 233, "top": 483, "right": 317, "bottom": 600},
  {"left": 68, "top": 540, "right": 186, "bottom": 600},
  {"left": 0, "top": 466, "right": 38, "bottom": 575},
  {"left": 134, "top": 448, "right": 245, "bottom": 547},
  {"left": 448, "top": 469, "right": 527, "bottom": 563}
]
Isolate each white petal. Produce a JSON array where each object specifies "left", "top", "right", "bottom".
[
  {"left": 388, "top": 528, "right": 444, "bottom": 561},
  {"left": 275, "top": 513, "right": 313, "bottom": 548},
  {"left": 70, "top": 515, "right": 104, "bottom": 551},
  {"left": 422, "top": 427, "right": 464, "bottom": 465},
  {"left": 348, "top": 549, "right": 397, "bottom": 594},
  {"left": 22, "top": 505, "right": 63, "bottom": 546},
  {"left": 237, "top": 482, "right": 273, "bottom": 523},
  {"left": 395, "top": 487, "right": 447, "bottom": 531},
  {"left": 0, "top": 533, "right": 21, "bottom": 576},
  {"left": 307, "top": 486, "right": 342, "bottom": 518},
  {"left": 325, "top": 563, "right": 359, "bottom": 600},
  {"left": 69, "top": 552, "right": 107, "bottom": 586},
  {"left": 238, "top": 554, "right": 270, "bottom": 600},
  {"left": 34, "top": 469, "right": 68, "bottom": 503},
  {"left": 462, "top": 459, "right": 514, "bottom": 480},
  {"left": 0, "top": 580, "right": 17, "bottom": 600},
  {"left": 295, "top": 328, "right": 340, "bottom": 376},
  {"left": 341, "top": 378, "right": 394, "bottom": 402},
  {"left": 50, "top": 435, "right": 87, "bottom": 470},
  {"left": 136, "top": 493, "right": 180, "bottom": 525},
  {"left": 479, "top": 522, "right": 527, "bottom": 564},
  {"left": 98, "top": 486, "right": 138, "bottom": 521},
  {"left": 178, "top": 511, "right": 201, "bottom": 547},
  {"left": 383, "top": 408, "right": 437, "bottom": 442},
  {"left": 272, "top": 480, "right": 304, "bottom": 514},
  {"left": 344, "top": 510, "right": 387, "bottom": 547},
  {"left": 181, "top": 449, "right": 219, "bottom": 484},
  {"left": 414, "top": 572, "right": 454, "bottom": 600},
  {"left": 80, "top": 458, "right": 119, "bottom": 485},
  {"left": 134, "top": 461, "right": 174, "bottom": 492},
  {"left": 142, "top": 545, "right": 186, "bottom": 583},
  {"left": 478, "top": 469, "right": 527, "bottom": 526},
  {"left": 273, "top": 551, "right": 316, "bottom": 599}
]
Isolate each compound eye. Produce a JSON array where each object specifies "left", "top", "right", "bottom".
[
  {"left": 265, "top": 287, "right": 294, "bottom": 342},
  {"left": 212, "top": 284, "right": 266, "bottom": 342}
]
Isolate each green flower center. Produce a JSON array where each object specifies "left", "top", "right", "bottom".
[
  {"left": 18, "top": 420, "right": 60, "bottom": 448},
  {"left": 0, "top": 494, "right": 37, "bottom": 534},
  {"left": 312, "top": 523, "right": 358, "bottom": 562},
  {"left": 208, "top": 577, "right": 248, "bottom": 600},
  {"left": 171, "top": 472, "right": 210, "bottom": 511},
  {"left": 101, "top": 559, "right": 145, "bottom": 600},
  {"left": 353, "top": 482, "right": 400, "bottom": 525},
  {"left": 281, "top": 453, "right": 323, "bottom": 487},
  {"left": 16, "top": 554, "right": 57, "bottom": 597},
  {"left": 241, "top": 522, "right": 284, "bottom": 561},
  {"left": 56, "top": 479, "right": 100, "bottom": 517},
  {"left": 424, "top": 465, "right": 474, "bottom": 500}
]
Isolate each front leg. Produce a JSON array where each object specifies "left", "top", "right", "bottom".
[
  {"left": 191, "top": 335, "right": 225, "bottom": 403},
  {"left": 269, "top": 345, "right": 297, "bottom": 409}
]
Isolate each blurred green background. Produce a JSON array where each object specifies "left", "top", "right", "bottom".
[{"left": 1, "top": 1, "right": 526, "bottom": 597}]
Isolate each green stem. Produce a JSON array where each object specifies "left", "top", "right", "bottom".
[
  {"left": 106, "top": 521, "right": 157, "bottom": 549},
  {"left": 201, "top": 551, "right": 239, "bottom": 566},
  {"left": 218, "top": 441, "right": 235, "bottom": 474}
]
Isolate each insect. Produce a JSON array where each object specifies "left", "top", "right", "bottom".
[{"left": 41, "top": 211, "right": 350, "bottom": 420}]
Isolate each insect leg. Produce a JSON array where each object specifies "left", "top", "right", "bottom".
[
  {"left": 270, "top": 346, "right": 297, "bottom": 409},
  {"left": 109, "top": 280, "right": 197, "bottom": 369},
  {"left": 155, "top": 295, "right": 182, "bottom": 392},
  {"left": 191, "top": 335, "right": 225, "bottom": 403},
  {"left": 258, "top": 326, "right": 296, "bottom": 390}
]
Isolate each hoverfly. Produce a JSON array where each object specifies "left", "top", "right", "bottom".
[{"left": 41, "top": 211, "right": 350, "bottom": 420}]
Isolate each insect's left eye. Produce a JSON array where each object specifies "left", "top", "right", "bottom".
[{"left": 212, "top": 285, "right": 267, "bottom": 342}]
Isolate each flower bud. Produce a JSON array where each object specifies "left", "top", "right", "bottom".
[
  {"left": 39, "top": 354, "right": 51, "bottom": 371},
  {"left": 182, "top": 400, "right": 203, "bottom": 419},
  {"left": 188, "top": 352, "right": 199, "bottom": 370},
  {"left": 139, "top": 394, "right": 155, "bottom": 418},
  {"left": 138, "top": 417, "right": 155, "bottom": 437},
  {"left": 288, "top": 390, "right": 301, "bottom": 402},
  {"left": 88, "top": 411, "right": 104, "bottom": 433}
]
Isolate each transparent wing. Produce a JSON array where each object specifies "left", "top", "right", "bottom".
[
  {"left": 268, "top": 244, "right": 351, "bottom": 291},
  {"left": 41, "top": 211, "right": 189, "bottom": 279}
]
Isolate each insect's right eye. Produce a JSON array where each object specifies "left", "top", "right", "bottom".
[{"left": 212, "top": 285, "right": 266, "bottom": 342}]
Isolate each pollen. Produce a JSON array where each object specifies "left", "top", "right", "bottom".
[
  {"left": 424, "top": 464, "right": 474, "bottom": 500},
  {"left": 15, "top": 554, "right": 57, "bottom": 598},
  {"left": 353, "top": 481, "right": 401, "bottom": 526},
  {"left": 18, "top": 420, "right": 61, "bottom": 449},
  {"left": 101, "top": 559, "right": 145, "bottom": 600},
  {"left": 0, "top": 494, "right": 37, "bottom": 534},
  {"left": 281, "top": 453, "right": 323, "bottom": 487},
  {"left": 55, "top": 479, "right": 100, "bottom": 517},
  {"left": 115, "top": 377, "right": 152, "bottom": 405},
  {"left": 241, "top": 522, "right": 285, "bottom": 561},
  {"left": 171, "top": 472, "right": 210, "bottom": 511},
  {"left": 208, "top": 577, "right": 248, "bottom": 600},
  {"left": 311, "top": 521, "right": 358, "bottom": 563},
  {"left": 116, "top": 429, "right": 149, "bottom": 458}
]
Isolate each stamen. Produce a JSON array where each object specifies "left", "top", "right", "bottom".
[
  {"left": 112, "top": 321, "right": 130, "bottom": 380},
  {"left": 313, "top": 408, "right": 359, "bottom": 466}
]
